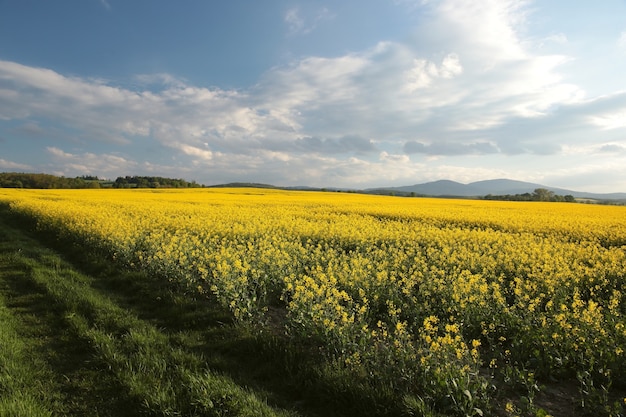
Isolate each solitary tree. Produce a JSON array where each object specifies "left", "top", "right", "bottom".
[{"left": 533, "top": 188, "right": 554, "bottom": 201}]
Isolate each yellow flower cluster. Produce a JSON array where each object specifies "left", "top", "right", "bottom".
[{"left": 2, "top": 187, "right": 625, "bottom": 409}]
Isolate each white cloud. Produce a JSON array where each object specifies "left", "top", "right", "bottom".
[
  {"left": 134, "top": 73, "right": 187, "bottom": 89},
  {"left": 46, "top": 146, "right": 138, "bottom": 177},
  {"left": 284, "top": 7, "right": 333, "bottom": 36},
  {"left": 177, "top": 144, "right": 214, "bottom": 161},
  {"left": 0, "top": 158, "right": 32, "bottom": 171},
  {"left": 562, "top": 143, "right": 626, "bottom": 155},
  {"left": 380, "top": 151, "right": 410, "bottom": 163},
  {"left": 404, "top": 53, "right": 462, "bottom": 91},
  {"left": 425, "top": 0, "right": 530, "bottom": 62},
  {"left": 284, "top": 8, "right": 305, "bottom": 34},
  {"left": 259, "top": 54, "right": 368, "bottom": 110},
  {"left": 598, "top": 143, "right": 626, "bottom": 154},
  {"left": 543, "top": 33, "right": 568, "bottom": 45},
  {"left": 540, "top": 159, "right": 626, "bottom": 193},
  {"left": 588, "top": 109, "right": 626, "bottom": 130},
  {"left": 404, "top": 140, "right": 499, "bottom": 155},
  {"left": 3, "top": 0, "right": 580, "bottom": 156},
  {"left": 46, "top": 146, "right": 74, "bottom": 159}
]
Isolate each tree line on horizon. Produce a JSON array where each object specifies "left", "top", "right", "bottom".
[
  {"left": 112, "top": 175, "right": 201, "bottom": 188},
  {"left": 0, "top": 173, "right": 202, "bottom": 189},
  {"left": 482, "top": 188, "right": 576, "bottom": 202},
  {"left": 0, "top": 173, "right": 588, "bottom": 204}
]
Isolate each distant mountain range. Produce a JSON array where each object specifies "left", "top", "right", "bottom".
[
  {"left": 366, "top": 179, "right": 626, "bottom": 200},
  {"left": 204, "top": 178, "right": 626, "bottom": 201},
  {"left": 4, "top": 172, "right": 623, "bottom": 200}
]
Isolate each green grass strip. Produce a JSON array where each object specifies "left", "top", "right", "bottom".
[
  {"left": 8, "top": 245, "right": 294, "bottom": 417},
  {"left": 0, "top": 281, "right": 54, "bottom": 417}
]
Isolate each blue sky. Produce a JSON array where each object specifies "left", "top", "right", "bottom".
[{"left": 1, "top": 0, "right": 626, "bottom": 192}]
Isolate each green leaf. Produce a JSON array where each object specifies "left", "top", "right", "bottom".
[{"left": 463, "top": 389, "right": 472, "bottom": 401}]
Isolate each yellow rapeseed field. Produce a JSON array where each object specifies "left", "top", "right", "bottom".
[{"left": 1, "top": 187, "right": 625, "bottom": 414}]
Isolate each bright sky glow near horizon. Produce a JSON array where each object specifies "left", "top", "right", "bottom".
[{"left": 1, "top": 0, "right": 626, "bottom": 192}]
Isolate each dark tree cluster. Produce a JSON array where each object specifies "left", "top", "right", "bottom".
[
  {"left": 0, "top": 173, "right": 202, "bottom": 189},
  {"left": 112, "top": 176, "right": 201, "bottom": 188},
  {"left": 0, "top": 172, "right": 101, "bottom": 189},
  {"left": 483, "top": 188, "right": 576, "bottom": 202}
]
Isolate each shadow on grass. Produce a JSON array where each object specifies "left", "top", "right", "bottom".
[{"left": 0, "top": 225, "right": 139, "bottom": 416}]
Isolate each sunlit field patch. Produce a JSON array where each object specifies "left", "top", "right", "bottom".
[{"left": 1, "top": 188, "right": 625, "bottom": 416}]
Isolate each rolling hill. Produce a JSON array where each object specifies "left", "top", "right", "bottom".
[{"left": 368, "top": 179, "right": 626, "bottom": 200}]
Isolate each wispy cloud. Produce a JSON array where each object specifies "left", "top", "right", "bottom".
[
  {"left": 0, "top": 158, "right": 32, "bottom": 171},
  {"left": 292, "top": 135, "right": 376, "bottom": 155},
  {"left": 134, "top": 73, "right": 187, "bottom": 89},
  {"left": 544, "top": 33, "right": 568, "bottom": 45},
  {"left": 598, "top": 143, "right": 626, "bottom": 154},
  {"left": 404, "top": 140, "right": 499, "bottom": 156},
  {"left": 176, "top": 143, "right": 214, "bottom": 162},
  {"left": 46, "top": 146, "right": 139, "bottom": 178},
  {"left": 284, "top": 8, "right": 304, "bottom": 34},
  {"left": 404, "top": 53, "right": 463, "bottom": 92},
  {"left": 284, "top": 6, "right": 334, "bottom": 35},
  {"left": 99, "top": 0, "right": 111, "bottom": 11}
]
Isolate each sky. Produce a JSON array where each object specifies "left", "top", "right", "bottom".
[{"left": 1, "top": 0, "right": 626, "bottom": 192}]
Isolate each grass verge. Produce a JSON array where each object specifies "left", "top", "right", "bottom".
[
  {"left": 0, "top": 286, "right": 55, "bottom": 417},
  {"left": 0, "top": 219, "right": 137, "bottom": 416},
  {"left": 0, "top": 207, "right": 298, "bottom": 416},
  {"left": 0, "top": 204, "right": 405, "bottom": 416}
]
